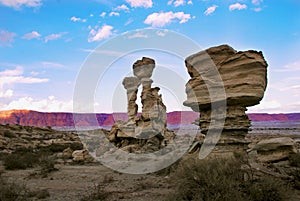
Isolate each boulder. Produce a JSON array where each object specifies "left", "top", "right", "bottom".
[
  {"left": 72, "top": 149, "right": 93, "bottom": 162},
  {"left": 248, "top": 137, "right": 297, "bottom": 163},
  {"left": 133, "top": 57, "right": 155, "bottom": 79}
]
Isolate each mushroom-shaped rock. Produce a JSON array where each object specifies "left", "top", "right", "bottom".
[
  {"left": 133, "top": 57, "right": 155, "bottom": 80},
  {"left": 184, "top": 44, "right": 268, "bottom": 110},
  {"left": 184, "top": 44, "right": 268, "bottom": 155}
]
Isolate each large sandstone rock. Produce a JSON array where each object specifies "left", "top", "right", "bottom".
[
  {"left": 184, "top": 44, "right": 267, "bottom": 110},
  {"left": 122, "top": 77, "right": 141, "bottom": 121},
  {"left": 72, "top": 149, "right": 94, "bottom": 162},
  {"left": 184, "top": 45, "right": 268, "bottom": 154},
  {"left": 133, "top": 57, "right": 155, "bottom": 80},
  {"left": 248, "top": 137, "right": 297, "bottom": 163}
]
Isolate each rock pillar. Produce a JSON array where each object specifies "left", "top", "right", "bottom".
[
  {"left": 184, "top": 45, "right": 268, "bottom": 156},
  {"left": 122, "top": 77, "right": 141, "bottom": 121}
]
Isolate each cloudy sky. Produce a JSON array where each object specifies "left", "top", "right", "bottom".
[{"left": 0, "top": 0, "right": 299, "bottom": 113}]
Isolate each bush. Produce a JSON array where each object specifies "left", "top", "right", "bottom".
[
  {"left": 80, "top": 183, "right": 109, "bottom": 201},
  {"left": 3, "top": 130, "right": 15, "bottom": 138},
  {"left": 0, "top": 174, "right": 50, "bottom": 201},
  {"left": 166, "top": 158, "right": 288, "bottom": 201},
  {"left": 38, "top": 155, "right": 58, "bottom": 177},
  {"left": 289, "top": 153, "right": 300, "bottom": 167},
  {"left": 247, "top": 176, "right": 286, "bottom": 201},
  {"left": 0, "top": 175, "right": 30, "bottom": 201},
  {"left": 3, "top": 147, "right": 57, "bottom": 172},
  {"left": 4, "top": 152, "right": 39, "bottom": 170}
]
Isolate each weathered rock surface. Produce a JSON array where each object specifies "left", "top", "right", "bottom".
[
  {"left": 72, "top": 149, "right": 94, "bottom": 162},
  {"left": 122, "top": 77, "right": 141, "bottom": 121},
  {"left": 184, "top": 44, "right": 268, "bottom": 154},
  {"left": 248, "top": 137, "right": 297, "bottom": 163},
  {"left": 133, "top": 57, "right": 155, "bottom": 80},
  {"left": 184, "top": 45, "right": 267, "bottom": 109},
  {"left": 107, "top": 57, "right": 174, "bottom": 152},
  {"left": 0, "top": 124, "right": 92, "bottom": 163}
]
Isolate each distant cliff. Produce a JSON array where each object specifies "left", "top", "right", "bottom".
[{"left": 0, "top": 110, "right": 299, "bottom": 127}]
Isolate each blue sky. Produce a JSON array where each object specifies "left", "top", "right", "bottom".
[{"left": 0, "top": 0, "right": 300, "bottom": 113}]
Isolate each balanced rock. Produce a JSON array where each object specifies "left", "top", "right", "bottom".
[
  {"left": 133, "top": 57, "right": 155, "bottom": 80},
  {"left": 184, "top": 44, "right": 268, "bottom": 154}
]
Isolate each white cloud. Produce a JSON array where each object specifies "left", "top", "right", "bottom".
[
  {"left": 168, "top": 0, "right": 191, "bottom": 7},
  {"left": 0, "top": 89, "right": 13, "bottom": 98},
  {"left": 128, "top": 32, "right": 148, "bottom": 39},
  {"left": 0, "top": 30, "right": 16, "bottom": 46},
  {"left": 90, "top": 13, "right": 94, "bottom": 17},
  {"left": 204, "top": 5, "right": 218, "bottom": 16},
  {"left": 114, "top": 4, "right": 129, "bottom": 11},
  {"left": 248, "top": 99, "right": 282, "bottom": 113},
  {"left": 70, "top": 16, "right": 87, "bottom": 23},
  {"left": 30, "top": 71, "right": 39, "bottom": 76},
  {"left": 229, "top": 3, "right": 247, "bottom": 11},
  {"left": 254, "top": 7, "right": 262, "bottom": 12},
  {"left": 80, "top": 49, "right": 125, "bottom": 57},
  {"left": 100, "top": 12, "right": 106, "bottom": 18},
  {"left": 0, "top": 67, "right": 23, "bottom": 76},
  {"left": 168, "top": 0, "right": 184, "bottom": 7},
  {"left": 22, "top": 31, "right": 41, "bottom": 40},
  {"left": 109, "top": 12, "right": 120, "bottom": 17},
  {"left": 125, "top": 18, "right": 133, "bottom": 26},
  {"left": 252, "top": 0, "right": 263, "bottom": 5},
  {"left": 44, "top": 32, "right": 67, "bottom": 43},
  {"left": 0, "top": 0, "right": 41, "bottom": 9},
  {"left": 156, "top": 30, "right": 168, "bottom": 37},
  {"left": 41, "top": 61, "right": 65, "bottom": 68},
  {"left": 275, "top": 61, "right": 300, "bottom": 72},
  {"left": 88, "top": 25, "right": 114, "bottom": 42},
  {"left": 2, "top": 96, "right": 73, "bottom": 112},
  {"left": 126, "top": 0, "right": 153, "bottom": 8},
  {"left": 0, "top": 66, "right": 48, "bottom": 99},
  {"left": 252, "top": 0, "right": 263, "bottom": 12},
  {"left": 144, "top": 11, "right": 191, "bottom": 27}
]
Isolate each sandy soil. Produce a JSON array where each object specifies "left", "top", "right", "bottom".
[{"left": 1, "top": 163, "right": 173, "bottom": 201}]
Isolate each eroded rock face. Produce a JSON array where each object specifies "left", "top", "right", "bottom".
[
  {"left": 122, "top": 77, "right": 141, "bottom": 121},
  {"left": 184, "top": 45, "right": 268, "bottom": 153},
  {"left": 133, "top": 57, "right": 155, "bottom": 80},
  {"left": 248, "top": 137, "right": 297, "bottom": 163},
  {"left": 108, "top": 57, "right": 174, "bottom": 152}
]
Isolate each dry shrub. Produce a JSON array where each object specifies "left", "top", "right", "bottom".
[
  {"left": 4, "top": 151, "right": 39, "bottom": 170},
  {"left": 0, "top": 173, "right": 49, "bottom": 200},
  {"left": 80, "top": 183, "right": 109, "bottom": 201},
  {"left": 289, "top": 153, "right": 300, "bottom": 167},
  {"left": 166, "top": 158, "right": 288, "bottom": 201}
]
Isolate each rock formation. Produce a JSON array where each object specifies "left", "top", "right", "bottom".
[
  {"left": 0, "top": 124, "right": 91, "bottom": 163},
  {"left": 248, "top": 137, "right": 297, "bottom": 163},
  {"left": 107, "top": 57, "right": 174, "bottom": 152},
  {"left": 122, "top": 77, "right": 140, "bottom": 121},
  {"left": 184, "top": 45, "right": 268, "bottom": 155}
]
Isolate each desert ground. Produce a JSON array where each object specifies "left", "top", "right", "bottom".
[{"left": 1, "top": 124, "right": 300, "bottom": 201}]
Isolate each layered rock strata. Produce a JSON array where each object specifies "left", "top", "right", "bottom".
[
  {"left": 108, "top": 57, "right": 173, "bottom": 152},
  {"left": 184, "top": 45, "right": 268, "bottom": 154}
]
